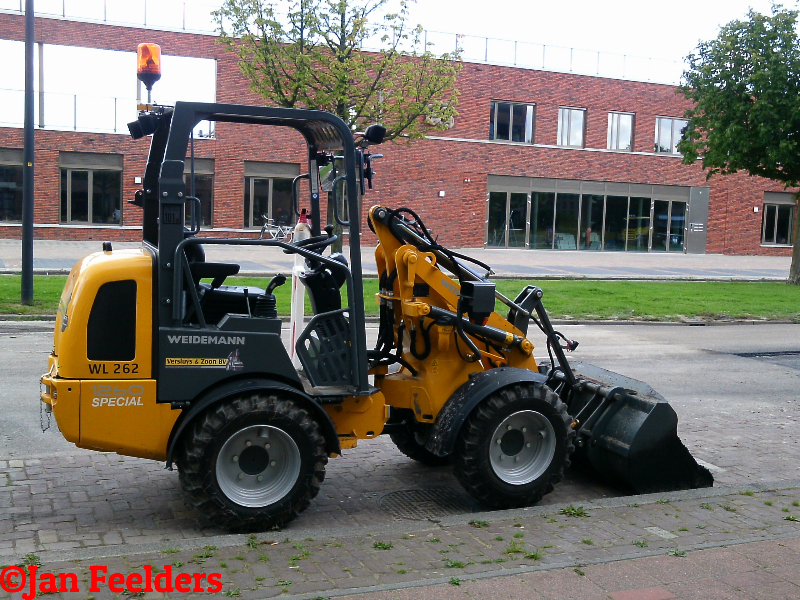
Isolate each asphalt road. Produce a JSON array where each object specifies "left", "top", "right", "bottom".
[{"left": 2, "top": 321, "right": 799, "bottom": 463}]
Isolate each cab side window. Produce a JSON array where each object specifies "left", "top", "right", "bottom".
[{"left": 87, "top": 280, "right": 137, "bottom": 361}]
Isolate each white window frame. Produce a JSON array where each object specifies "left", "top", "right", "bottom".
[
  {"left": 557, "top": 107, "right": 586, "bottom": 148},
  {"left": 60, "top": 167, "right": 122, "bottom": 225},
  {"left": 761, "top": 201, "right": 795, "bottom": 246},
  {"left": 654, "top": 116, "right": 688, "bottom": 154},
  {"left": 607, "top": 112, "right": 634, "bottom": 151},
  {"left": 490, "top": 101, "right": 535, "bottom": 144},
  {"left": 244, "top": 176, "right": 296, "bottom": 229}
]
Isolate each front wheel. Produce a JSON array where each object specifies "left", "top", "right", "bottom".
[
  {"left": 177, "top": 393, "right": 327, "bottom": 532},
  {"left": 453, "top": 382, "right": 574, "bottom": 509}
]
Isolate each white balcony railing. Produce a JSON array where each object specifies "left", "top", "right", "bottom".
[{"left": 0, "top": 1, "right": 684, "bottom": 85}]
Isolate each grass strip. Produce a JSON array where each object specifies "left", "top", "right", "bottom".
[{"left": 1, "top": 275, "right": 798, "bottom": 322}]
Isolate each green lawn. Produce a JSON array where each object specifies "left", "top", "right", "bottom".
[
  {"left": 0, "top": 275, "right": 69, "bottom": 316},
  {"left": 1, "top": 275, "right": 798, "bottom": 322}
]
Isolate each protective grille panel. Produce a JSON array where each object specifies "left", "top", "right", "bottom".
[{"left": 296, "top": 309, "right": 353, "bottom": 386}]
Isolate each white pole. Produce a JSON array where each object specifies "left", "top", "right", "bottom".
[{"left": 289, "top": 210, "right": 311, "bottom": 368}]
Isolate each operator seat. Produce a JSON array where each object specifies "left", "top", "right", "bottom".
[
  {"left": 183, "top": 242, "right": 253, "bottom": 324},
  {"left": 299, "top": 253, "right": 348, "bottom": 314}
]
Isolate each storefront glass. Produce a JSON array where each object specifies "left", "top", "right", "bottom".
[{"left": 486, "top": 181, "right": 690, "bottom": 253}]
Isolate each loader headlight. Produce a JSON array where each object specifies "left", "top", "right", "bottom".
[{"left": 127, "top": 113, "right": 161, "bottom": 140}]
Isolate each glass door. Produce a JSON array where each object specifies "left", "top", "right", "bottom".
[
  {"left": 487, "top": 191, "right": 507, "bottom": 246},
  {"left": 530, "top": 192, "right": 555, "bottom": 249},
  {"left": 486, "top": 192, "right": 529, "bottom": 247},
  {"left": 554, "top": 193, "right": 579, "bottom": 249},
  {"left": 627, "top": 197, "right": 651, "bottom": 252},
  {"left": 603, "top": 196, "right": 628, "bottom": 251},
  {"left": 580, "top": 194, "right": 604, "bottom": 249},
  {"left": 508, "top": 193, "right": 527, "bottom": 247},
  {"left": 669, "top": 201, "right": 687, "bottom": 251},
  {"left": 652, "top": 200, "right": 670, "bottom": 252}
]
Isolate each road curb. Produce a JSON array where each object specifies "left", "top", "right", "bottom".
[
  {"left": 0, "top": 269, "right": 790, "bottom": 282},
  {"left": 0, "top": 315, "right": 794, "bottom": 326}
]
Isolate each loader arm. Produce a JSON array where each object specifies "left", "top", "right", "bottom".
[{"left": 369, "top": 204, "right": 713, "bottom": 495}]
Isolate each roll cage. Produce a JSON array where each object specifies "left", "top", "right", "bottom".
[{"left": 133, "top": 102, "right": 373, "bottom": 395}]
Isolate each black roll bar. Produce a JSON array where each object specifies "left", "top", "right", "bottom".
[{"left": 155, "top": 102, "right": 370, "bottom": 394}]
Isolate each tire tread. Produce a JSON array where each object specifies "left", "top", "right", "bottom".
[
  {"left": 176, "top": 393, "right": 327, "bottom": 532},
  {"left": 453, "top": 382, "right": 574, "bottom": 509}
]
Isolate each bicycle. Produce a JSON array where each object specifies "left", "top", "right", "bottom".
[{"left": 259, "top": 216, "right": 294, "bottom": 241}]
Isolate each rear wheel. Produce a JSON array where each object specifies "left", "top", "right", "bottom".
[
  {"left": 390, "top": 424, "right": 451, "bottom": 467},
  {"left": 177, "top": 393, "right": 327, "bottom": 532},
  {"left": 453, "top": 382, "right": 574, "bottom": 509}
]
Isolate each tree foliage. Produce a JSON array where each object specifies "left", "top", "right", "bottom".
[
  {"left": 678, "top": 5, "right": 800, "bottom": 284},
  {"left": 213, "top": 0, "right": 461, "bottom": 141}
]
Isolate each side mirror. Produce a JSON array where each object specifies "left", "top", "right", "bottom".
[{"left": 363, "top": 124, "right": 386, "bottom": 145}]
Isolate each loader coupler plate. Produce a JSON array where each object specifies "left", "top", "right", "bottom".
[{"left": 566, "top": 362, "right": 713, "bottom": 494}]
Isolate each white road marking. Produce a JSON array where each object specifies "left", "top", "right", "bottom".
[
  {"left": 645, "top": 526, "right": 677, "bottom": 539},
  {"left": 695, "top": 459, "right": 726, "bottom": 473}
]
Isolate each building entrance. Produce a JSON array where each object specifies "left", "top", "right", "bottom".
[{"left": 487, "top": 177, "right": 700, "bottom": 253}]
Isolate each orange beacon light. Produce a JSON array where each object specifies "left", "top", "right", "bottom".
[{"left": 136, "top": 43, "right": 162, "bottom": 91}]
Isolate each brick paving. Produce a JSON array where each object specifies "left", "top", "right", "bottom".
[
  {"left": 2, "top": 487, "right": 800, "bottom": 599},
  {"left": 2, "top": 401, "right": 799, "bottom": 559},
  {"left": 0, "top": 439, "right": 615, "bottom": 557}
]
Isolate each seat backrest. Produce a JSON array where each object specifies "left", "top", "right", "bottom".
[
  {"left": 190, "top": 262, "right": 241, "bottom": 289},
  {"left": 299, "top": 253, "right": 348, "bottom": 315}
]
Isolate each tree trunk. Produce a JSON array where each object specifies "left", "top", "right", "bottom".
[{"left": 789, "top": 197, "right": 800, "bottom": 285}]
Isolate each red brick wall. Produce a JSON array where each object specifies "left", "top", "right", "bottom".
[{"left": 0, "top": 12, "right": 794, "bottom": 255}]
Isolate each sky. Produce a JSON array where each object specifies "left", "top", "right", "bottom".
[
  {"left": 2, "top": 0, "right": 792, "bottom": 65},
  {"left": 0, "top": 0, "right": 797, "bottom": 131},
  {"left": 405, "top": 0, "right": 790, "bottom": 64}
]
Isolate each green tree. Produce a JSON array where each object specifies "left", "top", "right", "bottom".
[
  {"left": 213, "top": 0, "right": 460, "bottom": 139},
  {"left": 214, "top": 0, "right": 460, "bottom": 250},
  {"left": 678, "top": 5, "right": 800, "bottom": 284}
]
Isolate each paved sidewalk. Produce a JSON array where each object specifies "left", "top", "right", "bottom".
[
  {"left": 0, "top": 239, "right": 792, "bottom": 280},
  {"left": 2, "top": 324, "right": 800, "bottom": 560},
  {"left": 3, "top": 484, "right": 800, "bottom": 600}
]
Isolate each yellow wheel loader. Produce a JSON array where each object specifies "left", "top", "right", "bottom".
[{"left": 40, "top": 102, "right": 712, "bottom": 531}]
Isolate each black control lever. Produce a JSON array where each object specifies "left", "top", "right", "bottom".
[{"left": 266, "top": 274, "right": 287, "bottom": 294}]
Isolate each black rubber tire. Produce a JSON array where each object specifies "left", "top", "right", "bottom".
[
  {"left": 390, "top": 426, "right": 452, "bottom": 467},
  {"left": 453, "top": 382, "right": 575, "bottom": 509},
  {"left": 176, "top": 393, "right": 327, "bottom": 532}
]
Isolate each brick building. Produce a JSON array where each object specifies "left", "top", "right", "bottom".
[{"left": 0, "top": 11, "right": 795, "bottom": 255}]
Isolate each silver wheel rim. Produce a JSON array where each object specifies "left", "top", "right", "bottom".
[
  {"left": 216, "top": 424, "right": 301, "bottom": 508},
  {"left": 489, "top": 410, "right": 556, "bottom": 485}
]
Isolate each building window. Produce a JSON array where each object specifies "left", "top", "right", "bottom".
[
  {"left": 60, "top": 169, "right": 122, "bottom": 224},
  {"left": 557, "top": 108, "right": 585, "bottom": 148},
  {"left": 762, "top": 202, "right": 795, "bottom": 245},
  {"left": 489, "top": 102, "right": 535, "bottom": 143},
  {"left": 487, "top": 191, "right": 528, "bottom": 247},
  {"left": 607, "top": 112, "right": 634, "bottom": 151},
  {"left": 654, "top": 117, "right": 688, "bottom": 154},
  {"left": 244, "top": 176, "right": 295, "bottom": 229},
  {"left": 487, "top": 179, "right": 693, "bottom": 252},
  {"left": 0, "top": 164, "right": 23, "bottom": 222},
  {"left": 184, "top": 174, "right": 214, "bottom": 228}
]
